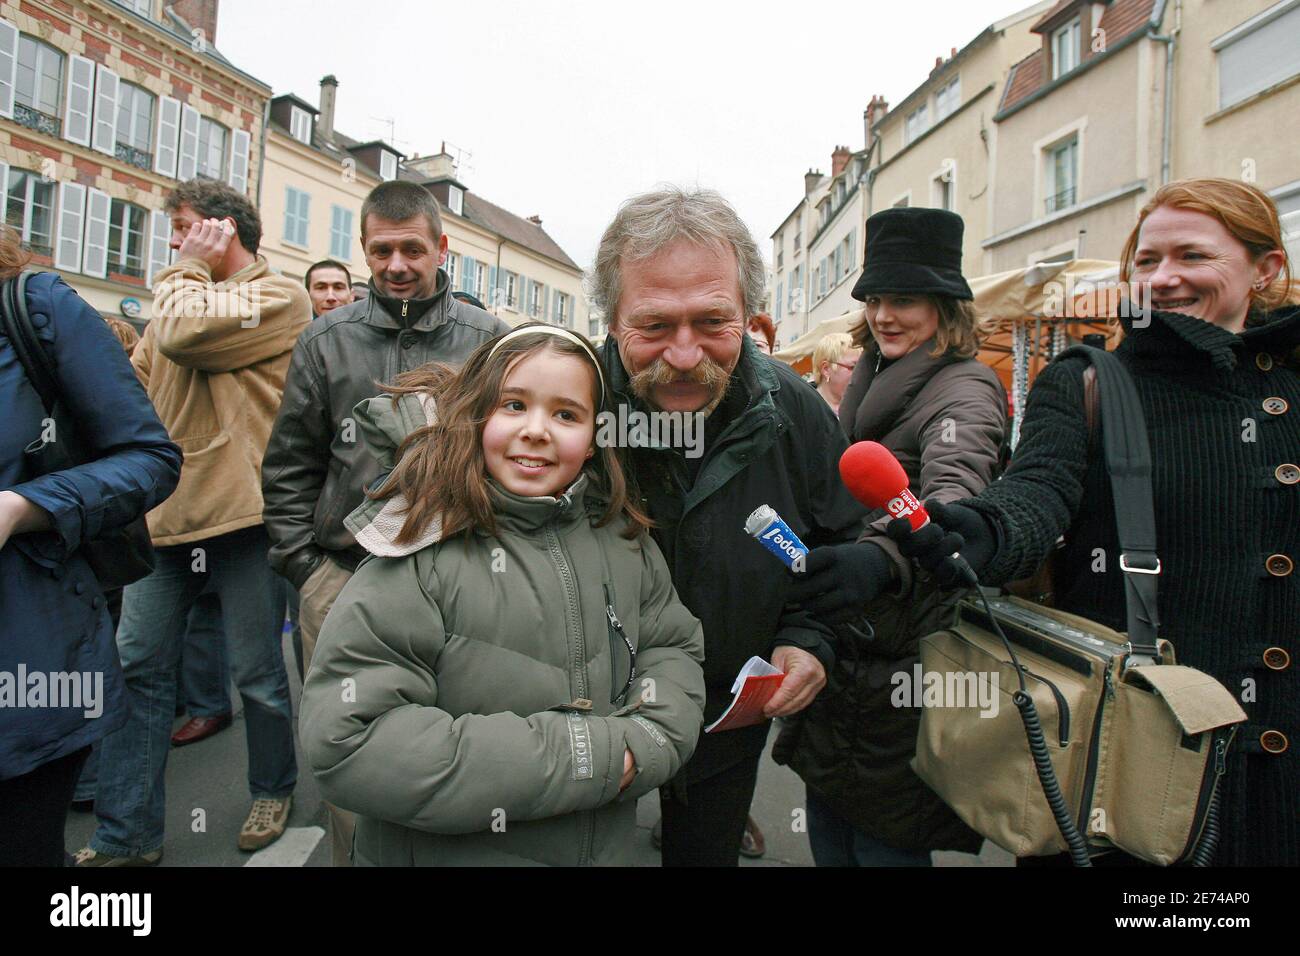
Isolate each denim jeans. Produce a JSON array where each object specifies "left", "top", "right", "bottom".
[
  {"left": 90, "top": 525, "right": 296, "bottom": 857},
  {"left": 75, "top": 592, "right": 233, "bottom": 804},
  {"left": 806, "top": 788, "right": 933, "bottom": 867},
  {"left": 176, "top": 590, "right": 232, "bottom": 718}
]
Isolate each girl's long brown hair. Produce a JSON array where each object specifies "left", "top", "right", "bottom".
[
  {"left": 0, "top": 226, "right": 33, "bottom": 280},
  {"left": 371, "top": 328, "right": 651, "bottom": 544}
]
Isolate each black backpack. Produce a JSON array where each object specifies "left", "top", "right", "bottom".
[{"left": 1, "top": 270, "right": 156, "bottom": 589}]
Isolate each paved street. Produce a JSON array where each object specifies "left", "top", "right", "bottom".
[{"left": 66, "top": 629, "right": 1012, "bottom": 868}]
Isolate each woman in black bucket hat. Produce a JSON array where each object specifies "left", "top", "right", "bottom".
[{"left": 775, "top": 206, "right": 1008, "bottom": 865}]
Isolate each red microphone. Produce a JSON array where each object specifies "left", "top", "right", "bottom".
[
  {"left": 838, "top": 441, "right": 930, "bottom": 530},
  {"left": 838, "top": 441, "right": 980, "bottom": 586}
]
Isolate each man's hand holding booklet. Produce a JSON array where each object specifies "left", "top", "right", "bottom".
[{"left": 704, "top": 656, "right": 785, "bottom": 733}]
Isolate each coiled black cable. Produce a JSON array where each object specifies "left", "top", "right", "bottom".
[
  {"left": 1190, "top": 789, "right": 1220, "bottom": 867},
  {"left": 974, "top": 587, "right": 1093, "bottom": 867}
]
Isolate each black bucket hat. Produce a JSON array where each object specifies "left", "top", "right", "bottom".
[{"left": 851, "top": 206, "right": 973, "bottom": 302}]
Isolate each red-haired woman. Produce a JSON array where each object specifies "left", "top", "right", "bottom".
[{"left": 903, "top": 178, "right": 1299, "bottom": 866}]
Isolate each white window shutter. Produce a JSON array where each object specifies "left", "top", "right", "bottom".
[
  {"left": 0, "top": 19, "right": 17, "bottom": 119},
  {"left": 92, "top": 64, "right": 120, "bottom": 156},
  {"left": 178, "top": 104, "right": 200, "bottom": 181},
  {"left": 64, "top": 54, "right": 95, "bottom": 147},
  {"left": 147, "top": 209, "right": 170, "bottom": 288},
  {"left": 228, "top": 128, "right": 250, "bottom": 193},
  {"left": 82, "top": 187, "right": 111, "bottom": 278},
  {"left": 154, "top": 95, "right": 180, "bottom": 176},
  {"left": 55, "top": 182, "right": 87, "bottom": 272}
]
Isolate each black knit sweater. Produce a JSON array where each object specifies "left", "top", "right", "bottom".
[{"left": 965, "top": 307, "right": 1300, "bottom": 866}]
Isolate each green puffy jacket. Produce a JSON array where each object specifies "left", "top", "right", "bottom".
[{"left": 299, "top": 393, "right": 706, "bottom": 866}]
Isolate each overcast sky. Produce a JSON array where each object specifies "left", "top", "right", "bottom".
[{"left": 219, "top": 0, "right": 1036, "bottom": 270}]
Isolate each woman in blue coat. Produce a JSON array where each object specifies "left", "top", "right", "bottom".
[{"left": 0, "top": 233, "right": 181, "bottom": 866}]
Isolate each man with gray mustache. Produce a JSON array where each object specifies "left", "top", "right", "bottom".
[{"left": 594, "top": 188, "right": 868, "bottom": 866}]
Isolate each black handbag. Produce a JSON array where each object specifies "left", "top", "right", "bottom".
[{"left": 1, "top": 270, "right": 157, "bottom": 589}]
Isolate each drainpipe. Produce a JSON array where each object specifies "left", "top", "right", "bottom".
[
  {"left": 254, "top": 97, "right": 271, "bottom": 208},
  {"left": 1147, "top": 0, "right": 1180, "bottom": 185}
]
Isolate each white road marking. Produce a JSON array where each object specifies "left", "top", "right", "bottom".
[{"left": 242, "top": 826, "right": 325, "bottom": 867}]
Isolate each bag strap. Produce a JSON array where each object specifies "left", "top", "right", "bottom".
[
  {"left": 0, "top": 270, "right": 56, "bottom": 414},
  {"left": 1055, "top": 345, "right": 1161, "bottom": 661}
]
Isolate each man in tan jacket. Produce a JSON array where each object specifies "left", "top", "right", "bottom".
[{"left": 78, "top": 179, "right": 309, "bottom": 867}]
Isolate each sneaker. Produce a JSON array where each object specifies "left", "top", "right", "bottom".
[
  {"left": 740, "top": 815, "right": 766, "bottom": 859},
  {"left": 238, "top": 796, "right": 292, "bottom": 851},
  {"left": 74, "top": 846, "right": 162, "bottom": 867}
]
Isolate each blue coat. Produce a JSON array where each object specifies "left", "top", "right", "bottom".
[{"left": 1, "top": 271, "right": 181, "bottom": 780}]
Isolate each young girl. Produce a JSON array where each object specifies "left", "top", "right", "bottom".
[{"left": 299, "top": 325, "right": 706, "bottom": 866}]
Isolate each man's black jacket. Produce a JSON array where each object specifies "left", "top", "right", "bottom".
[
  {"left": 600, "top": 335, "right": 867, "bottom": 781},
  {"left": 262, "top": 269, "right": 508, "bottom": 589}
]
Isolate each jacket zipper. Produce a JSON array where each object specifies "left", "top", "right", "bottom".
[
  {"left": 544, "top": 518, "right": 594, "bottom": 864},
  {"left": 1178, "top": 729, "right": 1232, "bottom": 863},
  {"left": 401, "top": 300, "right": 409, "bottom": 320},
  {"left": 604, "top": 582, "right": 635, "bottom": 705}
]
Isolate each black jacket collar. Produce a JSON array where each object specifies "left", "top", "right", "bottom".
[
  {"left": 1121, "top": 306, "right": 1300, "bottom": 373},
  {"left": 363, "top": 268, "right": 451, "bottom": 331}
]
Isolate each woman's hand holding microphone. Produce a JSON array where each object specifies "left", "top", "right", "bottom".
[{"left": 885, "top": 499, "right": 999, "bottom": 588}]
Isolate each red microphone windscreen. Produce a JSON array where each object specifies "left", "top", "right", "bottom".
[{"left": 839, "top": 440, "right": 910, "bottom": 509}]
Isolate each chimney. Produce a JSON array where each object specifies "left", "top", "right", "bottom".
[
  {"left": 831, "top": 145, "right": 851, "bottom": 178},
  {"left": 403, "top": 144, "right": 458, "bottom": 181},
  {"left": 804, "top": 168, "right": 823, "bottom": 195},
  {"left": 317, "top": 74, "right": 338, "bottom": 145},
  {"left": 864, "top": 95, "right": 889, "bottom": 144},
  {"left": 526, "top": 215, "right": 543, "bottom": 226},
  {"left": 171, "top": 0, "right": 219, "bottom": 46}
]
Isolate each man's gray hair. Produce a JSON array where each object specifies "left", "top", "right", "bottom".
[{"left": 590, "top": 187, "right": 766, "bottom": 323}]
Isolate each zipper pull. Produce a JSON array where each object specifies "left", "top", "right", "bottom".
[
  {"left": 606, "top": 604, "right": 623, "bottom": 630},
  {"left": 1103, "top": 667, "right": 1116, "bottom": 700},
  {"left": 401, "top": 300, "right": 409, "bottom": 318},
  {"left": 1213, "top": 737, "right": 1227, "bottom": 777}
]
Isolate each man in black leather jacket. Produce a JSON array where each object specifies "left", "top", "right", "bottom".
[{"left": 262, "top": 180, "right": 507, "bottom": 666}]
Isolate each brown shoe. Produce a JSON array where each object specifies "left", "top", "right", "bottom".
[
  {"left": 171, "top": 713, "right": 232, "bottom": 748},
  {"left": 740, "top": 814, "right": 766, "bottom": 858},
  {"left": 74, "top": 846, "right": 162, "bottom": 867},
  {"left": 238, "top": 796, "right": 292, "bottom": 851}
]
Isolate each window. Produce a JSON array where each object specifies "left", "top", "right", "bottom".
[
  {"left": 589, "top": 314, "right": 602, "bottom": 337},
  {"left": 446, "top": 252, "right": 458, "bottom": 287},
  {"left": 195, "top": 117, "right": 227, "bottom": 180},
  {"left": 833, "top": 243, "right": 844, "bottom": 283},
  {"left": 448, "top": 184, "right": 464, "bottom": 216},
  {"left": 115, "top": 82, "right": 153, "bottom": 167},
  {"left": 504, "top": 271, "right": 518, "bottom": 309},
  {"left": 904, "top": 103, "right": 928, "bottom": 144},
  {"left": 284, "top": 187, "right": 310, "bottom": 246},
  {"left": 775, "top": 281, "right": 783, "bottom": 321},
  {"left": 5, "top": 168, "right": 56, "bottom": 256},
  {"left": 1045, "top": 136, "right": 1078, "bottom": 213},
  {"left": 555, "top": 292, "right": 568, "bottom": 327},
  {"left": 840, "top": 235, "right": 852, "bottom": 280},
  {"left": 528, "top": 280, "right": 542, "bottom": 317},
  {"left": 788, "top": 265, "right": 801, "bottom": 311},
  {"left": 1215, "top": 2, "right": 1300, "bottom": 110},
  {"left": 115, "top": 0, "right": 153, "bottom": 15},
  {"left": 475, "top": 262, "right": 488, "bottom": 300},
  {"left": 329, "top": 205, "right": 353, "bottom": 261},
  {"left": 15, "top": 35, "right": 64, "bottom": 130},
  {"left": 289, "top": 106, "right": 312, "bottom": 145},
  {"left": 1052, "top": 17, "right": 1081, "bottom": 80},
  {"left": 107, "top": 199, "right": 146, "bottom": 278},
  {"left": 380, "top": 150, "right": 398, "bottom": 182},
  {"left": 776, "top": 248, "right": 783, "bottom": 270},
  {"left": 935, "top": 76, "right": 961, "bottom": 121}
]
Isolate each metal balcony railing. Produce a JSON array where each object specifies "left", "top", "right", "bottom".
[
  {"left": 13, "top": 103, "right": 61, "bottom": 138},
  {"left": 1046, "top": 186, "right": 1077, "bottom": 214},
  {"left": 115, "top": 142, "right": 153, "bottom": 172}
]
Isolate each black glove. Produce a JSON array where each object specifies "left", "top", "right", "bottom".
[
  {"left": 884, "top": 500, "right": 996, "bottom": 589},
  {"left": 786, "top": 542, "right": 895, "bottom": 624}
]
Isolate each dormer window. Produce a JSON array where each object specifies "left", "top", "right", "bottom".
[
  {"left": 935, "top": 75, "right": 961, "bottom": 121},
  {"left": 1052, "top": 16, "right": 1081, "bottom": 79},
  {"left": 904, "top": 103, "right": 929, "bottom": 145},
  {"left": 380, "top": 150, "right": 398, "bottom": 181},
  {"left": 289, "top": 106, "right": 312, "bottom": 145},
  {"left": 448, "top": 184, "right": 464, "bottom": 216}
]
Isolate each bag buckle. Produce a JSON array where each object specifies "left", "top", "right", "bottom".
[{"left": 1119, "top": 553, "right": 1161, "bottom": 575}]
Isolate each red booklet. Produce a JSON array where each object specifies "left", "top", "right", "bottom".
[{"left": 704, "top": 657, "right": 785, "bottom": 733}]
